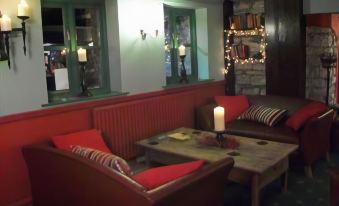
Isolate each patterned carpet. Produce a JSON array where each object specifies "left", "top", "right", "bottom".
[{"left": 224, "top": 153, "right": 339, "bottom": 206}]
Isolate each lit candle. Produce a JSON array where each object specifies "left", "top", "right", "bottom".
[
  {"left": 77, "top": 48, "right": 87, "bottom": 62},
  {"left": 0, "top": 15, "right": 12, "bottom": 32},
  {"left": 178, "top": 45, "right": 186, "bottom": 56},
  {"left": 214, "top": 106, "right": 225, "bottom": 132},
  {"left": 18, "top": 0, "right": 29, "bottom": 17}
]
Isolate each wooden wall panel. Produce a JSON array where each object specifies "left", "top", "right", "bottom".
[{"left": 265, "top": 0, "right": 306, "bottom": 98}]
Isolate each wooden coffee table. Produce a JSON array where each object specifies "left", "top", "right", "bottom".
[{"left": 137, "top": 128, "right": 298, "bottom": 206}]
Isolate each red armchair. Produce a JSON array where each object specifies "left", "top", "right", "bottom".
[{"left": 23, "top": 142, "right": 234, "bottom": 206}]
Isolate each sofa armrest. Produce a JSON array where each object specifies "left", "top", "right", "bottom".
[
  {"left": 23, "top": 145, "right": 151, "bottom": 206},
  {"left": 196, "top": 103, "right": 218, "bottom": 131},
  {"left": 299, "top": 110, "right": 335, "bottom": 165},
  {"left": 148, "top": 158, "right": 234, "bottom": 206}
]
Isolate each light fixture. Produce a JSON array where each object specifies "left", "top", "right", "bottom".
[
  {"left": 320, "top": 52, "right": 337, "bottom": 105},
  {"left": 140, "top": 29, "right": 159, "bottom": 40},
  {"left": 0, "top": 0, "right": 30, "bottom": 69}
]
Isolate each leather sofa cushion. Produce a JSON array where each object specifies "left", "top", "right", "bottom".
[
  {"left": 133, "top": 160, "right": 204, "bottom": 190},
  {"left": 226, "top": 120, "right": 299, "bottom": 144}
]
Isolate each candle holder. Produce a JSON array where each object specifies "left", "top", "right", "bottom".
[
  {"left": 179, "top": 55, "right": 189, "bottom": 84},
  {"left": 2, "top": 31, "right": 11, "bottom": 68},
  {"left": 79, "top": 62, "right": 92, "bottom": 97},
  {"left": 0, "top": 11, "right": 30, "bottom": 69},
  {"left": 13, "top": 16, "right": 29, "bottom": 55},
  {"left": 214, "top": 130, "right": 226, "bottom": 146},
  {"left": 320, "top": 52, "right": 337, "bottom": 105}
]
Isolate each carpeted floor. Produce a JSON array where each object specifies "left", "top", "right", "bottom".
[{"left": 224, "top": 153, "right": 339, "bottom": 206}]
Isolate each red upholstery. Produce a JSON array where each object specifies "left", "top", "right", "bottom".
[
  {"left": 285, "top": 101, "right": 328, "bottom": 131},
  {"left": 22, "top": 142, "right": 234, "bottom": 206},
  {"left": 133, "top": 160, "right": 204, "bottom": 190},
  {"left": 215, "top": 96, "right": 249, "bottom": 123},
  {"left": 51, "top": 129, "right": 111, "bottom": 153}
]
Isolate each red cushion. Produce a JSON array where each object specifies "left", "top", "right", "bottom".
[
  {"left": 285, "top": 102, "right": 328, "bottom": 131},
  {"left": 132, "top": 160, "right": 204, "bottom": 190},
  {"left": 215, "top": 96, "right": 249, "bottom": 123},
  {"left": 51, "top": 129, "right": 111, "bottom": 153}
]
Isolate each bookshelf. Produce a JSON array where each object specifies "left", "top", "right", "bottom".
[
  {"left": 223, "top": 0, "right": 306, "bottom": 97},
  {"left": 224, "top": 13, "right": 267, "bottom": 74}
]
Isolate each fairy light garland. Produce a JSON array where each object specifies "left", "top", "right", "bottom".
[{"left": 224, "top": 26, "right": 267, "bottom": 75}]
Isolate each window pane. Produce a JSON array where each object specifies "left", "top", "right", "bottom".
[
  {"left": 82, "top": 48, "right": 102, "bottom": 89},
  {"left": 45, "top": 49, "right": 70, "bottom": 91},
  {"left": 164, "top": 9, "right": 172, "bottom": 77},
  {"left": 75, "top": 8, "right": 100, "bottom": 47},
  {"left": 42, "top": 8, "right": 65, "bottom": 45},
  {"left": 176, "top": 15, "right": 191, "bottom": 45},
  {"left": 177, "top": 47, "right": 192, "bottom": 76},
  {"left": 165, "top": 50, "right": 172, "bottom": 77}
]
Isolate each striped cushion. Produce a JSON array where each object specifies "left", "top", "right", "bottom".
[
  {"left": 71, "top": 145, "right": 132, "bottom": 176},
  {"left": 238, "top": 105, "right": 287, "bottom": 127}
]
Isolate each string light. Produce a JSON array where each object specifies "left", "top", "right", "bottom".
[{"left": 224, "top": 26, "right": 267, "bottom": 75}]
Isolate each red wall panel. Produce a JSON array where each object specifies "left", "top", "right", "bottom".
[
  {"left": 0, "top": 81, "right": 225, "bottom": 206},
  {"left": 93, "top": 92, "right": 195, "bottom": 159},
  {"left": 306, "top": 14, "right": 332, "bottom": 27}
]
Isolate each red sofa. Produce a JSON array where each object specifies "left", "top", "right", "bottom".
[
  {"left": 196, "top": 95, "right": 334, "bottom": 177},
  {"left": 23, "top": 141, "right": 234, "bottom": 206}
]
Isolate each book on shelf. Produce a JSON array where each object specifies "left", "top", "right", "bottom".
[
  {"left": 230, "top": 44, "right": 250, "bottom": 60},
  {"left": 229, "top": 13, "right": 264, "bottom": 30}
]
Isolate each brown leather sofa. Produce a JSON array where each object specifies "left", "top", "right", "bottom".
[
  {"left": 23, "top": 142, "right": 234, "bottom": 206},
  {"left": 196, "top": 95, "right": 334, "bottom": 177}
]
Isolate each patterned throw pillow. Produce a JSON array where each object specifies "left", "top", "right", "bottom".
[
  {"left": 71, "top": 145, "right": 132, "bottom": 176},
  {"left": 238, "top": 105, "right": 287, "bottom": 127}
]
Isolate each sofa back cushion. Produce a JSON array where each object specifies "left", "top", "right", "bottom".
[
  {"left": 51, "top": 129, "right": 111, "bottom": 153},
  {"left": 215, "top": 96, "right": 249, "bottom": 123},
  {"left": 285, "top": 101, "right": 328, "bottom": 131},
  {"left": 247, "top": 95, "right": 310, "bottom": 117}
]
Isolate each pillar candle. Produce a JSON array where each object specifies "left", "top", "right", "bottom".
[
  {"left": 77, "top": 48, "right": 87, "bottom": 62},
  {"left": 0, "top": 15, "right": 12, "bottom": 32},
  {"left": 178, "top": 45, "right": 186, "bottom": 56},
  {"left": 18, "top": 0, "right": 29, "bottom": 17},
  {"left": 214, "top": 106, "right": 225, "bottom": 132}
]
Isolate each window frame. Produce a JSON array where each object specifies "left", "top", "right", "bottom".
[
  {"left": 42, "top": 0, "right": 110, "bottom": 102},
  {"left": 164, "top": 6, "right": 198, "bottom": 85}
]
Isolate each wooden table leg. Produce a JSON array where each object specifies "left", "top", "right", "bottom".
[
  {"left": 282, "top": 171, "right": 288, "bottom": 193},
  {"left": 145, "top": 150, "right": 151, "bottom": 167},
  {"left": 251, "top": 174, "right": 260, "bottom": 206}
]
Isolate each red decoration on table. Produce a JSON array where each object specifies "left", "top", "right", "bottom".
[{"left": 197, "top": 134, "right": 240, "bottom": 149}]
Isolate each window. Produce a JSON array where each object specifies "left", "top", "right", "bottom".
[
  {"left": 164, "top": 6, "right": 198, "bottom": 85},
  {"left": 42, "top": 0, "right": 110, "bottom": 102}
]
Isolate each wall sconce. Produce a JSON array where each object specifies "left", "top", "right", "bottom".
[
  {"left": 0, "top": 0, "right": 30, "bottom": 69},
  {"left": 140, "top": 29, "right": 159, "bottom": 40}
]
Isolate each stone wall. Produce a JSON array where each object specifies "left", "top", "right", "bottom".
[
  {"left": 233, "top": 0, "right": 266, "bottom": 95},
  {"left": 306, "top": 27, "right": 337, "bottom": 104}
]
